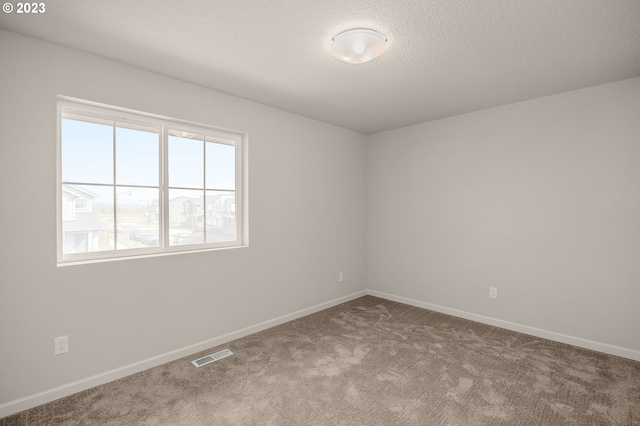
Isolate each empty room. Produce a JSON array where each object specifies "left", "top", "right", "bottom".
[{"left": 0, "top": 1, "right": 639, "bottom": 424}]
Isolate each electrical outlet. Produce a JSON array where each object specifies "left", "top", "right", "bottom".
[
  {"left": 54, "top": 336, "right": 68, "bottom": 355},
  {"left": 489, "top": 287, "right": 498, "bottom": 299},
  {"left": 338, "top": 272, "right": 344, "bottom": 283}
]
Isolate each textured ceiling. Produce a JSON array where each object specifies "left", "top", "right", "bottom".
[{"left": 1, "top": 0, "right": 639, "bottom": 134}]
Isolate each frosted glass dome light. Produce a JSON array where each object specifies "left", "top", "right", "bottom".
[{"left": 329, "top": 28, "right": 388, "bottom": 64}]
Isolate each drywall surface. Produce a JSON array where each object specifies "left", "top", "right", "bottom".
[
  {"left": 367, "top": 77, "right": 640, "bottom": 355},
  {"left": 0, "top": 30, "right": 366, "bottom": 411}
]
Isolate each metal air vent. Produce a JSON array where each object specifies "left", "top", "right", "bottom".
[{"left": 192, "top": 349, "right": 233, "bottom": 367}]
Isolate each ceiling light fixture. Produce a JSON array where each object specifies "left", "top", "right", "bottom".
[{"left": 329, "top": 28, "right": 388, "bottom": 64}]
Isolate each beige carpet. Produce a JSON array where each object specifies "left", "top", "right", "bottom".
[{"left": 2, "top": 296, "right": 639, "bottom": 425}]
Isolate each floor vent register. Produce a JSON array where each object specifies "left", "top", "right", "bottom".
[{"left": 191, "top": 349, "right": 233, "bottom": 367}]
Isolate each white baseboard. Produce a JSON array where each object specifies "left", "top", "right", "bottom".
[
  {"left": 0, "top": 290, "right": 367, "bottom": 419},
  {"left": 367, "top": 289, "right": 640, "bottom": 362}
]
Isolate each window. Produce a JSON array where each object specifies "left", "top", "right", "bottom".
[
  {"left": 74, "top": 198, "right": 89, "bottom": 212},
  {"left": 57, "top": 98, "right": 246, "bottom": 265}
]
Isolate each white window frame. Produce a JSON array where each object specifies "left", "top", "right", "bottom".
[{"left": 57, "top": 97, "right": 247, "bottom": 266}]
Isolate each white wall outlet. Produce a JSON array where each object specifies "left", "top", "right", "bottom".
[
  {"left": 54, "top": 335, "right": 69, "bottom": 355},
  {"left": 338, "top": 272, "right": 344, "bottom": 283},
  {"left": 489, "top": 287, "right": 498, "bottom": 299}
]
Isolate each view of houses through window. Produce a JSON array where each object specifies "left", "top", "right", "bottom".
[{"left": 58, "top": 100, "right": 243, "bottom": 263}]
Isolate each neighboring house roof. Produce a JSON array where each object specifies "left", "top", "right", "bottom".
[{"left": 62, "top": 183, "right": 99, "bottom": 199}]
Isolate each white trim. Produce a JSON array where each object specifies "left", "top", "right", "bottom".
[
  {"left": 57, "top": 96, "right": 246, "bottom": 143},
  {"left": 0, "top": 290, "right": 366, "bottom": 419},
  {"left": 56, "top": 243, "right": 249, "bottom": 267},
  {"left": 56, "top": 102, "right": 63, "bottom": 264},
  {"left": 367, "top": 289, "right": 640, "bottom": 362}
]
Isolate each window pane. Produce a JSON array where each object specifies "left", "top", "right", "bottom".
[
  {"left": 206, "top": 141, "right": 235, "bottom": 190},
  {"left": 168, "top": 189, "right": 205, "bottom": 246},
  {"left": 205, "top": 191, "right": 237, "bottom": 243},
  {"left": 168, "top": 133, "right": 203, "bottom": 188},
  {"left": 61, "top": 184, "right": 113, "bottom": 254},
  {"left": 115, "top": 187, "right": 160, "bottom": 249},
  {"left": 116, "top": 126, "right": 159, "bottom": 186},
  {"left": 62, "top": 118, "right": 113, "bottom": 184}
]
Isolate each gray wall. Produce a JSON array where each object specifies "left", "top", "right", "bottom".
[
  {"left": 1, "top": 27, "right": 639, "bottom": 417},
  {"left": 367, "top": 77, "right": 640, "bottom": 355},
  {"left": 0, "top": 30, "right": 367, "bottom": 411}
]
